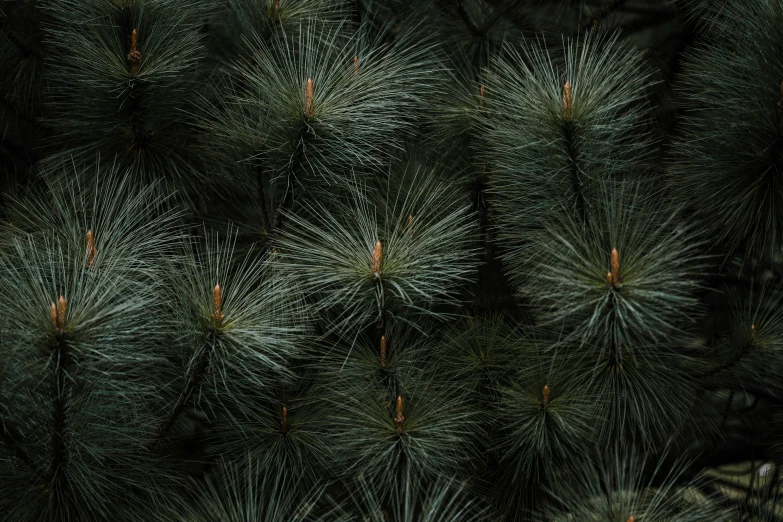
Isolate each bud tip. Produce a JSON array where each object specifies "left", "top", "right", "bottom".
[
  {"left": 305, "top": 78, "right": 315, "bottom": 117},
  {"left": 371, "top": 240, "right": 382, "bottom": 274},
  {"left": 562, "top": 81, "right": 573, "bottom": 119},
  {"left": 610, "top": 248, "right": 620, "bottom": 287},
  {"left": 394, "top": 395, "right": 404, "bottom": 433},
  {"left": 213, "top": 284, "right": 224, "bottom": 328},
  {"left": 86, "top": 229, "right": 97, "bottom": 268},
  {"left": 127, "top": 29, "right": 141, "bottom": 75},
  {"left": 56, "top": 296, "right": 67, "bottom": 331}
]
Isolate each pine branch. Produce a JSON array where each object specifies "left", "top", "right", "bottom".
[
  {"left": 209, "top": 19, "right": 443, "bottom": 185},
  {"left": 275, "top": 165, "right": 479, "bottom": 336},
  {"left": 562, "top": 118, "right": 589, "bottom": 227},
  {"left": 158, "top": 225, "right": 305, "bottom": 466},
  {"left": 475, "top": 31, "right": 659, "bottom": 293},
  {"left": 696, "top": 339, "right": 755, "bottom": 380},
  {"left": 668, "top": 0, "right": 783, "bottom": 262},
  {"left": 48, "top": 349, "right": 69, "bottom": 499},
  {"left": 160, "top": 454, "right": 331, "bottom": 521},
  {"left": 543, "top": 445, "right": 732, "bottom": 521},
  {"left": 150, "top": 339, "right": 213, "bottom": 451},
  {"left": 47, "top": 296, "right": 72, "bottom": 499},
  {"left": 38, "top": 0, "right": 212, "bottom": 202},
  {"left": 330, "top": 467, "right": 490, "bottom": 522}
]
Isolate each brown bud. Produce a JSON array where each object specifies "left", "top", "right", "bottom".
[
  {"left": 407, "top": 214, "right": 413, "bottom": 234},
  {"left": 626, "top": 517, "right": 635, "bottom": 522},
  {"left": 305, "top": 78, "right": 315, "bottom": 118},
  {"left": 213, "top": 284, "right": 225, "bottom": 328},
  {"left": 273, "top": 0, "right": 280, "bottom": 15},
  {"left": 127, "top": 29, "right": 141, "bottom": 76},
  {"left": 542, "top": 384, "right": 550, "bottom": 408},
  {"left": 371, "top": 240, "right": 382, "bottom": 274},
  {"left": 606, "top": 272, "right": 613, "bottom": 286},
  {"left": 562, "top": 81, "right": 573, "bottom": 120},
  {"left": 281, "top": 406, "right": 288, "bottom": 434},
  {"left": 50, "top": 302, "right": 57, "bottom": 328},
  {"left": 479, "top": 84, "right": 485, "bottom": 106},
  {"left": 56, "top": 296, "right": 67, "bottom": 331},
  {"left": 353, "top": 55, "right": 359, "bottom": 75},
  {"left": 394, "top": 395, "right": 404, "bottom": 433},
  {"left": 380, "top": 335, "right": 387, "bottom": 367},
  {"left": 751, "top": 323, "right": 756, "bottom": 343},
  {"left": 85, "top": 230, "right": 97, "bottom": 268},
  {"left": 610, "top": 248, "right": 620, "bottom": 287},
  {"left": 593, "top": 19, "right": 598, "bottom": 28}
]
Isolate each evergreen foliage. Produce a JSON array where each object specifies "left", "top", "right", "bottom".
[
  {"left": 542, "top": 447, "right": 731, "bottom": 521},
  {"left": 0, "top": 166, "right": 178, "bottom": 520},
  {"left": 39, "top": 0, "right": 212, "bottom": 199},
  {"left": 328, "top": 469, "right": 489, "bottom": 521},
  {"left": 474, "top": 31, "right": 657, "bottom": 291},
  {"left": 275, "top": 166, "right": 479, "bottom": 335},
  {"left": 521, "top": 180, "right": 708, "bottom": 350},
  {"left": 325, "top": 339, "right": 481, "bottom": 499},
  {"left": 0, "top": 1, "right": 781, "bottom": 521},
  {"left": 670, "top": 0, "right": 783, "bottom": 263}
]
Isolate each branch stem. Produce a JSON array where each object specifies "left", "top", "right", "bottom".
[
  {"left": 562, "top": 119, "right": 588, "bottom": 227},
  {"left": 48, "top": 335, "right": 71, "bottom": 497},
  {"left": 151, "top": 337, "right": 213, "bottom": 450}
]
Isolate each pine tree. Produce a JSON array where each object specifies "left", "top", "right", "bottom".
[{"left": 0, "top": 1, "right": 781, "bottom": 521}]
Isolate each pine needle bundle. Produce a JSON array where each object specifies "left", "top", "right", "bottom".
[
  {"left": 521, "top": 181, "right": 709, "bottom": 351},
  {"left": 323, "top": 344, "right": 482, "bottom": 501},
  {"left": 494, "top": 345, "right": 601, "bottom": 501},
  {"left": 696, "top": 280, "right": 783, "bottom": 391},
  {"left": 275, "top": 167, "right": 478, "bottom": 336},
  {"left": 573, "top": 344, "right": 716, "bottom": 447},
  {"left": 0, "top": 168, "right": 181, "bottom": 520},
  {"left": 208, "top": 378, "right": 332, "bottom": 490},
  {"left": 327, "top": 467, "right": 490, "bottom": 522},
  {"left": 154, "top": 227, "right": 307, "bottom": 448},
  {"left": 542, "top": 446, "right": 731, "bottom": 522},
  {"left": 474, "top": 30, "right": 657, "bottom": 292},
  {"left": 201, "top": 20, "right": 442, "bottom": 187},
  {"left": 669, "top": 0, "right": 783, "bottom": 262},
  {"left": 38, "top": 0, "right": 212, "bottom": 200},
  {"left": 162, "top": 455, "right": 330, "bottom": 522}
]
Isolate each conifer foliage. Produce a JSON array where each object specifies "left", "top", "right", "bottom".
[
  {"left": 670, "top": 0, "right": 783, "bottom": 263},
  {"left": 0, "top": 0, "right": 782, "bottom": 521}
]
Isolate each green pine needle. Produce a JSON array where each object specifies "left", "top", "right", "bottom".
[
  {"left": 275, "top": 166, "right": 479, "bottom": 337},
  {"left": 521, "top": 180, "right": 710, "bottom": 351},
  {"left": 669, "top": 0, "right": 783, "bottom": 262}
]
